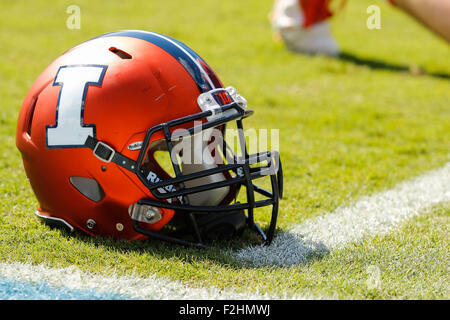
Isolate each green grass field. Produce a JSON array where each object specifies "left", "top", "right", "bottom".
[{"left": 0, "top": 0, "right": 449, "bottom": 299}]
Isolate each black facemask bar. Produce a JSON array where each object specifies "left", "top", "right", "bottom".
[{"left": 85, "top": 101, "right": 283, "bottom": 248}]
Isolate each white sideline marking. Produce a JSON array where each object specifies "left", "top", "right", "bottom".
[
  {"left": 0, "top": 262, "right": 317, "bottom": 300},
  {"left": 234, "top": 163, "right": 450, "bottom": 267},
  {"left": 1, "top": 164, "right": 448, "bottom": 299}
]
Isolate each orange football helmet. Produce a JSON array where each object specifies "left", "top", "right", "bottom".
[{"left": 16, "top": 30, "right": 283, "bottom": 248}]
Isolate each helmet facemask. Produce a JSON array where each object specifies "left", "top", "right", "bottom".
[
  {"left": 127, "top": 87, "right": 283, "bottom": 248},
  {"left": 17, "top": 30, "right": 283, "bottom": 249}
]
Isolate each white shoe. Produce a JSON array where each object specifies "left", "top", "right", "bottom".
[{"left": 271, "top": 0, "right": 340, "bottom": 56}]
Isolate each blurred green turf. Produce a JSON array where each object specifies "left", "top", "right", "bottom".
[{"left": 0, "top": 0, "right": 449, "bottom": 299}]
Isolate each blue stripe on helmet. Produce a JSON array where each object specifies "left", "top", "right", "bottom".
[{"left": 98, "top": 30, "right": 215, "bottom": 92}]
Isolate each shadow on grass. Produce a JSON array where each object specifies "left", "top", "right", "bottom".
[
  {"left": 232, "top": 230, "right": 330, "bottom": 268},
  {"left": 56, "top": 224, "right": 329, "bottom": 269},
  {"left": 338, "top": 51, "right": 450, "bottom": 80}
]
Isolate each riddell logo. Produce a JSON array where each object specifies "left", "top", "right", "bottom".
[{"left": 212, "top": 91, "right": 232, "bottom": 105}]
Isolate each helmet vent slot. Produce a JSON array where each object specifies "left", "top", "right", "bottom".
[
  {"left": 69, "top": 177, "right": 105, "bottom": 202},
  {"left": 109, "top": 47, "right": 132, "bottom": 59}
]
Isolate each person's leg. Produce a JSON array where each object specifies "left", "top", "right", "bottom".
[
  {"left": 299, "top": 0, "right": 333, "bottom": 28},
  {"left": 391, "top": 0, "right": 450, "bottom": 43},
  {"left": 270, "top": 0, "right": 340, "bottom": 56}
]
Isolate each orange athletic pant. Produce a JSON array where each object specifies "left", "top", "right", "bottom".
[
  {"left": 299, "top": 0, "right": 395, "bottom": 28},
  {"left": 299, "top": 0, "right": 333, "bottom": 28}
]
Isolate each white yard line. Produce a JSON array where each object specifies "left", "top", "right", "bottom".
[
  {"left": 0, "top": 262, "right": 317, "bottom": 300},
  {"left": 1, "top": 163, "right": 448, "bottom": 299},
  {"left": 234, "top": 163, "right": 450, "bottom": 267}
]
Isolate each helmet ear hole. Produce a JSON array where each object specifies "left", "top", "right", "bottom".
[{"left": 69, "top": 177, "right": 105, "bottom": 202}]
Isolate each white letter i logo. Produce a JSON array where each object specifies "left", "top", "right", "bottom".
[{"left": 46, "top": 65, "right": 107, "bottom": 148}]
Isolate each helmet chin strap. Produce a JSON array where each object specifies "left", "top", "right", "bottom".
[{"left": 84, "top": 131, "right": 231, "bottom": 208}]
